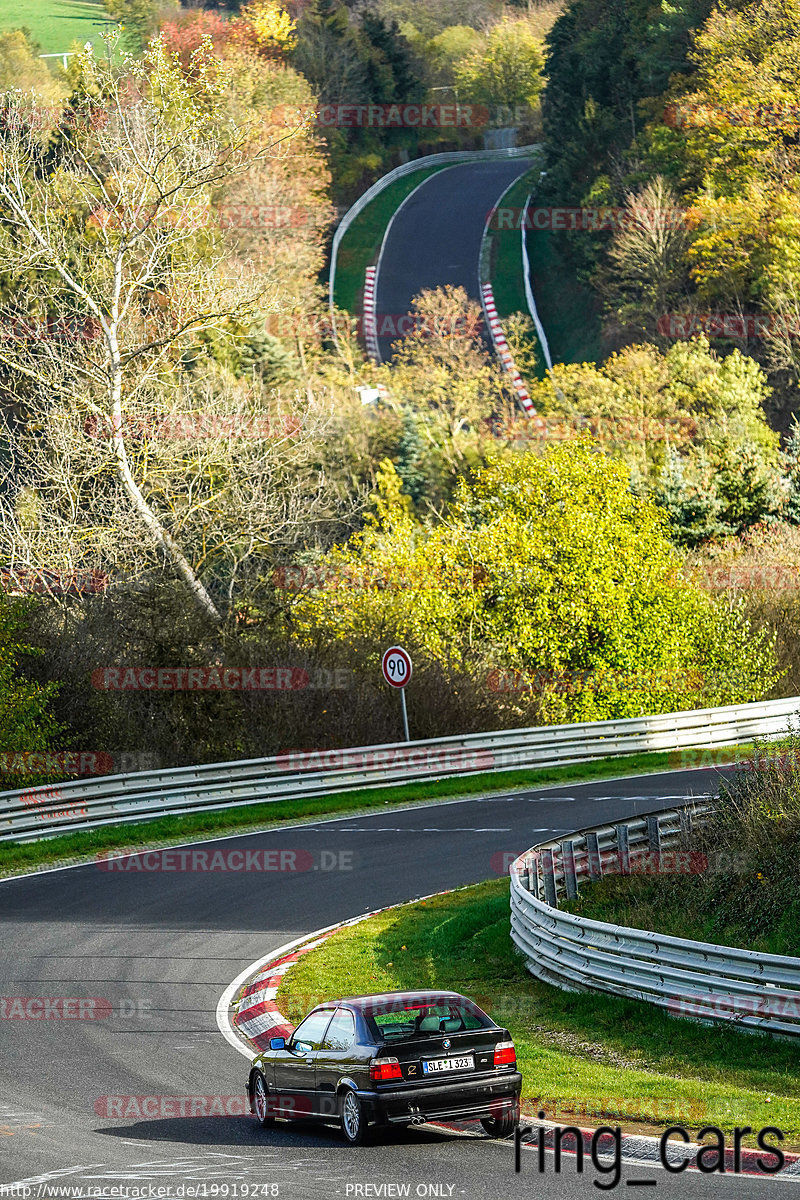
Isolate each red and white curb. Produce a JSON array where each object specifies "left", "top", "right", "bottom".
[
  {"left": 481, "top": 282, "right": 545, "bottom": 424},
  {"left": 215, "top": 898, "right": 427, "bottom": 1059},
  {"left": 216, "top": 900, "right": 800, "bottom": 1178},
  {"left": 362, "top": 266, "right": 381, "bottom": 362}
]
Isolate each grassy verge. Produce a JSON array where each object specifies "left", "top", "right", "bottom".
[
  {"left": 483, "top": 166, "right": 547, "bottom": 383},
  {"left": 0, "top": 744, "right": 724, "bottom": 879},
  {"left": 0, "top": 0, "right": 118, "bottom": 57},
  {"left": 564, "top": 743, "right": 800, "bottom": 957},
  {"left": 525, "top": 226, "right": 604, "bottom": 366},
  {"left": 563, "top": 872, "right": 800, "bottom": 958},
  {"left": 333, "top": 166, "right": 449, "bottom": 314},
  {"left": 277, "top": 879, "right": 800, "bottom": 1148},
  {"left": 488, "top": 170, "right": 539, "bottom": 324}
]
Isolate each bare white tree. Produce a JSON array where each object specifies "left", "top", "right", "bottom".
[
  {"left": 605, "top": 176, "right": 691, "bottom": 338},
  {"left": 0, "top": 37, "right": 326, "bottom": 622},
  {"left": 0, "top": 366, "right": 349, "bottom": 605}
]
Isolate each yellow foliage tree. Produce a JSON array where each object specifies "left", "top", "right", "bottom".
[{"left": 237, "top": 0, "right": 297, "bottom": 59}]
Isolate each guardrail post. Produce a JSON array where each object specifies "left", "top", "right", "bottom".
[
  {"left": 647, "top": 815, "right": 662, "bottom": 856},
  {"left": 527, "top": 854, "right": 540, "bottom": 900},
  {"left": 562, "top": 840, "right": 578, "bottom": 900},
  {"left": 509, "top": 803, "right": 800, "bottom": 1039},
  {"left": 3, "top": 697, "right": 789, "bottom": 841},
  {"left": 585, "top": 831, "right": 602, "bottom": 880},
  {"left": 679, "top": 807, "right": 693, "bottom": 844},
  {"left": 541, "top": 848, "right": 557, "bottom": 907}
]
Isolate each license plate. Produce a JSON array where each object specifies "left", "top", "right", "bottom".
[{"left": 422, "top": 1055, "right": 474, "bottom": 1075}]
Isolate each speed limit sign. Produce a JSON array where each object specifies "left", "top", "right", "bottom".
[
  {"left": 382, "top": 646, "right": 412, "bottom": 689},
  {"left": 382, "top": 646, "right": 412, "bottom": 741}
]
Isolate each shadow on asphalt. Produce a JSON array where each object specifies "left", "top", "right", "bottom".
[{"left": 94, "top": 1117, "right": 476, "bottom": 1147}]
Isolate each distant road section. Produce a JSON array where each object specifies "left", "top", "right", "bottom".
[{"left": 374, "top": 157, "right": 534, "bottom": 361}]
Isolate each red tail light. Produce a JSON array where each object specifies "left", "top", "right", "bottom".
[
  {"left": 369, "top": 1057, "right": 403, "bottom": 1082},
  {"left": 493, "top": 1040, "right": 516, "bottom": 1067}
]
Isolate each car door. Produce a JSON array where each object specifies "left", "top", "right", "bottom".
[
  {"left": 271, "top": 1008, "right": 335, "bottom": 1119},
  {"left": 314, "top": 1007, "right": 358, "bottom": 1120}
]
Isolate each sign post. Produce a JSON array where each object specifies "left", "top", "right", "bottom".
[{"left": 382, "top": 646, "right": 412, "bottom": 742}]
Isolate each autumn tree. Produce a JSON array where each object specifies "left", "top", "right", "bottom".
[
  {"left": 105, "top": 0, "right": 180, "bottom": 49},
  {"left": 0, "top": 37, "right": 336, "bottom": 624},
  {"left": 286, "top": 443, "right": 780, "bottom": 723},
  {"left": 454, "top": 18, "right": 544, "bottom": 112},
  {"left": 378, "top": 286, "right": 514, "bottom": 507},
  {"left": 0, "top": 31, "right": 67, "bottom": 103},
  {"left": 602, "top": 176, "right": 693, "bottom": 339},
  {"left": 424, "top": 25, "right": 480, "bottom": 88},
  {"left": 524, "top": 335, "right": 778, "bottom": 482},
  {"left": 619, "top": 0, "right": 800, "bottom": 376}
]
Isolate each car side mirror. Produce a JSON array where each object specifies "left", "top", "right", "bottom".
[
  {"left": 269, "top": 1036, "right": 285, "bottom": 1051},
  {"left": 292, "top": 1039, "right": 312, "bottom": 1055}
]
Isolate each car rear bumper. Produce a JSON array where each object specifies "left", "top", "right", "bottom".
[{"left": 358, "top": 1071, "right": 522, "bottom": 1126}]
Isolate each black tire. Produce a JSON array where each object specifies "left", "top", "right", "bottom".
[
  {"left": 480, "top": 1100, "right": 520, "bottom": 1138},
  {"left": 339, "top": 1088, "right": 370, "bottom": 1145},
  {"left": 251, "top": 1071, "right": 274, "bottom": 1127}
]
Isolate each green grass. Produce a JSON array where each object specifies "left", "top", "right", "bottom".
[
  {"left": 277, "top": 879, "right": 800, "bottom": 1148},
  {"left": 333, "top": 166, "right": 450, "bottom": 314},
  {"left": 525, "top": 226, "right": 604, "bottom": 366},
  {"left": 0, "top": 744, "right": 726, "bottom": 879},
  {"left": 563, "top": 872, "right": 800, "bottom": 958},
  {"left": 486, "top": 167, "right": 548, "bottom": 380},
  {"left": 488, "top": 170, "right": 538, "bottom": 320},
  {"left": 0, "top": 0, "right": 116, "bottom": 58}
]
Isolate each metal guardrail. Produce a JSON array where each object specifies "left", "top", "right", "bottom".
[
  {"left": 1, "top": 694, "right": 799, "bottom": 843},
  {"left": 521, "top": 192, "right": 555, "bottom": 374},
  {"left": 510, "top": 805, "right": 800, "bottom": 1038}
]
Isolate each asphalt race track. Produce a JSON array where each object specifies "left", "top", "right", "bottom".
[
  {"left": 0, "top": 768, "right": 791, "bottom": 1197},
  {"left": 374, "top": 159, "right": 534, "bottom": 362}
]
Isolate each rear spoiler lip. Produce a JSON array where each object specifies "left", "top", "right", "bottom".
[{"left": 375, "top": 1030, "right": 512, "bottom": 1054}]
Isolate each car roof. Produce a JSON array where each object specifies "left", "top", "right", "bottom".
[{"left": 317, "top": 990, "right": 467, "bottom": 1010}]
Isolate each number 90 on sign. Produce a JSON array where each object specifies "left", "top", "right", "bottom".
[{"left": 382, "top": 646, "right": 412, "bottom": 689}]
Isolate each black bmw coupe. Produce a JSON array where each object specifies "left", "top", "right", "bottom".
[{"left": 246, "top": 989, "right": 522, "bottom": 1145}]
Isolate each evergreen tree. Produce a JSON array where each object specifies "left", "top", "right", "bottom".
[
  {"left": 360, "top": 12, "right": 423, "bottom": 103},
  {"left": 654, "top": 449, "right": 727, "bottom": 546}
]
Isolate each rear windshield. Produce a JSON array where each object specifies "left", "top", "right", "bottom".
[{"left": 364, "top": 999, "right": 493, "bottom": 1042}]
